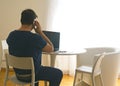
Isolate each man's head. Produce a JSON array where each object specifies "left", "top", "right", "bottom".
[{"left": 21, "top": 9, "right": 37, "bottom": 25}]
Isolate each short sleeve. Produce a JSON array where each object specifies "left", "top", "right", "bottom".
[{"left": 32, "top": 34, "right": 47, "bottom": 49}]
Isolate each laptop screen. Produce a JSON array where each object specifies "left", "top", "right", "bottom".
[{"left": 43, "top": 30, "right": 60, "bottom": 51}]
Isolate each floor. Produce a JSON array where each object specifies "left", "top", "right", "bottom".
[
  {"left": 0, "top": 69, "right": 74, "bottom": 86},
  {"left": 0, "top": 68, "right": 120, "bottom": 86}
]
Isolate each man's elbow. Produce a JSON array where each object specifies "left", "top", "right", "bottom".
[{"left": 42, "top": 45, "right": 54, "bottom": 52}]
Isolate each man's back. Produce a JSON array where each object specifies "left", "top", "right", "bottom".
[{"left": 7, "top": 30, "right": 47, "bottom": 81}]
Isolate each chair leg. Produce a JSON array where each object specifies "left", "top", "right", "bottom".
[
  {"left": 81, "top": 73, "right": 91, "bottom": 86},
  {"left": 100, "top": 74, "right": 104, "bottom": 86},
  {"left": 73, "top": 70, "right": 77, "bottom": 86},
  {"left": 73, "top": 70, "right": 84, "bottom": 86},
  {"left": 81, "top": 72, "right": 83, "bottom": 81},
  {"left": 44, "top": 81, "right": 47, "bottom": 86},
  {"left": 4, "top": 80, "right": 7, "bottom": 86},
  {"left": 92, "top": 76, "right": 95, "bottom": 86},
  {"left": 92, "top": 74, "right": 103, "bottom": 86},
  {"left": 4, "top": 69, "right": 9, "bottom": 86}
]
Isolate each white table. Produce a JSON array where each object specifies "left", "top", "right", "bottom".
[{"left": 42, "top": 50, "right": 86, "bottom": 67}]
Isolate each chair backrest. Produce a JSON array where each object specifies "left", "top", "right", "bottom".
[
  {"left": 6, "top": 54, "right": 34, "bottom": 69},
  {"left": 92, "top": 53, "right": 105, "bottom": 76},
  {"left": 5, "top": 54, "right": 35, "bottom": 85},
  {"left": 1, "top": 40, "right": 8, "bottom": 51},
  {"left": 77, "top": 47, "right": 117, "bottom": 67},
  {"left": 101, "top": 52, "right": 120, "bottom": 86},
  {"left": 92, "top": 53, "right": 105, "bottom": 86},
  {"left": 0, "top": 40, "right": 8, "bottom": 68}
]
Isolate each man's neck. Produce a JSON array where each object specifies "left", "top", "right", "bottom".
[{"left": 19, "top": 25, "right": 33, "bottom": 31}]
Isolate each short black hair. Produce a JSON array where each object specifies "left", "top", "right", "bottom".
[{"left": 21, "top": 9, "right": 37, "bottom": 25}]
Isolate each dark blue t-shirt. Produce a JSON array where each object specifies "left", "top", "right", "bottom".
[{"left": 7, "top": 30, "right": 47, "bottom": 75}]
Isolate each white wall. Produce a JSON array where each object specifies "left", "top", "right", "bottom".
[{"left": 0, "top": 0, "right": 59, "bottom": 40}]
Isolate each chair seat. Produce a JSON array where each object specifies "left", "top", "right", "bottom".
[{"left": 76, "top": 66, "right": 92, "bottom": 74}]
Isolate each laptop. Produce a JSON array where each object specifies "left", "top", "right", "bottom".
[{"left": 43, "top": 30, "right": 60, "bottom": 51}]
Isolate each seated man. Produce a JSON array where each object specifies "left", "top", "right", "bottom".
[{"left": 7, "top": 9, "right": 63, "bottom": 86}]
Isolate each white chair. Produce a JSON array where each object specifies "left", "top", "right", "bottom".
[
  {"left": 4, "top": 53, "right": 36, "bottom": 86},
  {"left": 73, "top": 53, "right": 105, "bottom": 86},
  {"left": 74, "top": 52, "right": 120, "bottom": 86}
]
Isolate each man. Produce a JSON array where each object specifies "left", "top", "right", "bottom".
[{"left": 7, "top": 9, "right": 63, "bottom": 86}]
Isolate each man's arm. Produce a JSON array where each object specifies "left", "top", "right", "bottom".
[{"left": 33, "top": 20, "right": 54, "bottom": 52}]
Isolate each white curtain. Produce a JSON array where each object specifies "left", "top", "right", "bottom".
[{"left": 43, "top": 0, "right": 120, "bottom": 76}]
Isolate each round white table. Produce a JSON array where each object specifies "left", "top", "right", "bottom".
[{"left": 42, "top": 49, "right": 86, "bottom": 67}]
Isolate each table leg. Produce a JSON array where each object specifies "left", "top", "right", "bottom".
[
  {"left": 50, "top": 54, "right": 57, "bottom": 67},
  {"left": 76, "top": 54, "right": 80, "bottom": 67}
]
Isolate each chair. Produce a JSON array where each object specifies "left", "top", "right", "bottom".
[
  {"left": 4, "top": 53, "right": 36, "bottom": 86},
  {"left": 74, "top": 52, "right": 120, "bottom": 86},
  {"left": 73, "top": 53, "right": 105, "bottom": 86}
]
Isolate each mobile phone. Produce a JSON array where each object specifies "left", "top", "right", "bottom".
[{"left": 33, "top": 21, "right": 37, "bottom": 29}]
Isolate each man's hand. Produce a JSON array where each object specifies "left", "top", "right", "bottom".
[
  {"left": 33, "top": 20, "right": 54, "bottom": 52},
  {"left": 33, "top": 20, "right": 42, "bottom": 34}
]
